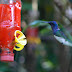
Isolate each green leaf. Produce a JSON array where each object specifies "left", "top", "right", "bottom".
[
  {"left": 29, "top": 20, "right": 49, "bottom": 27},
  {"left": 22, "top": 20, "right": 50, "bottom": 33},
  {"left": 22, "top": 25, "right": 28, "bottom": 33}
]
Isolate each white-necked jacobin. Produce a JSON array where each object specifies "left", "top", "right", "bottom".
[{"left": 48, "top": 21, "right": 72, "bottom": 47}]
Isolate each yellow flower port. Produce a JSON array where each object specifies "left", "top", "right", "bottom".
[{"left": 14, "top": 30, "right": 27, "bottom": 51}]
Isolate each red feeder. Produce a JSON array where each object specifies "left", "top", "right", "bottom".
[{"left": 0, "top": 0, "right": 21, "bottom": 62}]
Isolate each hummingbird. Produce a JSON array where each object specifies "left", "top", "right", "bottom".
[{"left": 48, "top": 21, "right": 72, "bottom": 47}]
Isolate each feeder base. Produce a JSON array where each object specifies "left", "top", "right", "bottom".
[{"left": 1, "top": 51, "right": 14, "bottom": 62}]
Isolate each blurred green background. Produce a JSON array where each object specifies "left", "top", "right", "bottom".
[{"left": 1, "top": 0, "right": 72, "bottom": 72}]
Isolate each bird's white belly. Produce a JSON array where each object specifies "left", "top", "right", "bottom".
[{"left": 54, "top": 35, "right": 72, "bottom": 46}]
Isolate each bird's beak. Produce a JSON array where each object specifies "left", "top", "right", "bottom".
[{"left": 47, "top": 21, "right": 51, "bottom": 24}]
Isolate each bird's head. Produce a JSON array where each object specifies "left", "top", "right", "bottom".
[
  {"left": 48, "top": 21, "right": 58, "bottom": 29},
  {"left": 48, "top": 21, "right": 59, "bottom": 33}
]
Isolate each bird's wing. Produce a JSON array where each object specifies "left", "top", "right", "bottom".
[
  {"left": 55, "top": 30, "right": 67, "bottom": 39},
  {"left": 54, "top": 30, "right": 72, "bottom": 46}
]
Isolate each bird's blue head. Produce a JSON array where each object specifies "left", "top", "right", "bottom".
[{"left": 48, "top": 21, "right": 59, "bottom": 34}]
